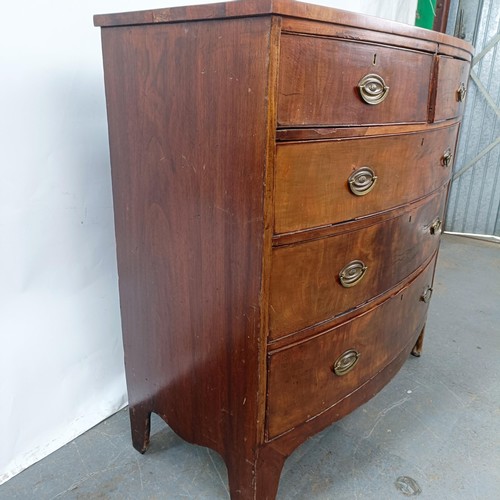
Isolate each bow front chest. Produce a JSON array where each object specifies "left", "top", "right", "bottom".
[{"left": 95, "top": 1, "right": 472, "bottom": 497}]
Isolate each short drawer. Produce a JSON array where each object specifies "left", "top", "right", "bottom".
[
  {"left": 278, "top": 34, "right": 433, "bottom": 126},
  {"left": 269, "top": 187, "right": 447, "bottom": 340},
  {"left": 433, "top": 56, "right": 470, "bottom": 122},
  {"left": 266, "top": 255, "right": 436, "bottom": 439},
  {"left": 275, "top": 124, "right": 458, "bottom": 234}
]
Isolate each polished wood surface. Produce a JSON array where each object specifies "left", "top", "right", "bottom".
[
  {"left": 432, "top": 56, "right": 471, "bottom": 122},
  {"left": 275, "top": 120, "right": 461, "bottom": 142},
  {"left": 280, "top": 17, "right": 438, "bottom": 53},
  {"left": 267, "top": 255, "right": 436, "bottom": 438},
  {"left": 278, "top": 35, "right": 433, "bottom": 127},
  {"left": 269, "top": 187, "right": 447, "bottom": 339},
  {"left": 265, "top": 321, "right": 425, "bottom": 453},
  {"left": 278, "top": 34, "right": 433, "bottom": 126},
  {"left": 96, "top": 1, "right": 472, "bottom": 497},
  {"left": 101, "top": 17, "right": 275, "bottom": 497},
  {"left": 94, "top": 0, "right": 473, "bottom": 56},
  {"left": 275, "top": 123, "right": 458, "bottom": 233}
]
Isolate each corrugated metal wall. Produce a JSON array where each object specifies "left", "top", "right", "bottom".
[{"left": 446, "top": 0, "right": 500, "bottom": 236}]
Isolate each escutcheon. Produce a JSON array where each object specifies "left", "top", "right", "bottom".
[
  {"left": 429, "top": 218, "right": 442, "bottom": 235},
  {"left": 358, "top": 73, "right": 390, "bottom": 105},
  {"left": 420, "top": 286, "right": 433, "bottom": 303},
  {"left": 339, "top": 260, "right": 368, "bottom": 288},
  {"left": 348, "top": 167, "right": 378, "bottom": 196},
  {"left": 442, "top": 148, "right": 453, "bottom": 168},
  {"left": 333, "top": 349, "right": 360, "bottom": 376},
  {"left": 457, "top": 82, "right": 467, "bottom": 102}
]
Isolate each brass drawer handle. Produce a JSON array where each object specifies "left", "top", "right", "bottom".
[
  {"left": 429, "top": 218, "right": 442, "bottom": 235},
  {"left": 457, "top": 82, "right": 467, "bottom": 102},
  {"left": 358, "top": 73, "right": 389, "bottom": 105},
  {"left": 442, "top": 148, "right": 453, "bottom": 168},
  {"left": 339, "top": 260, "right": 367, "bottom": 288},
  {"left": 420, "top": 286, "right": 433, "bottom": 303},
  {"left": 348, "top": 167, "right": 378, "bottom": 196},
  {"left": 333, "top": 349, "right": 360, "bottom": 376}
]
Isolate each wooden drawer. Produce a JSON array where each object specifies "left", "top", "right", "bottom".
[
  {"left": 269, "top": 187, "right": 447, "bottom": 340},
  {"left": 266, "top": 255, "right": 436, "bottom": 439},
  {"left": 277, "top": 34, "right": 434, "bottom": 127},
  {"left": 432, "top": 56, "right": 470, "bottom": 122},
  {"left": 275, "top": 124, "right": 458, "bottom": 234}
]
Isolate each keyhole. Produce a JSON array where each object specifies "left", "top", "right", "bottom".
[
  {"left": 421, "top": 138, "right": 425, "bottom": 146},
  {"left": 373, "top": 53, "right": 377, "bottom": 65}
]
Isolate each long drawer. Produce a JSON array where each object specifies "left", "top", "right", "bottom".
[
  {"left": 269, "top": 187, "right": 447, "bottom": 340},
  {"left": 275, "top": 124, "right": 458, "bottom": 234},
  {"left": 266, "top": 254, "right": 436, "bottom": 439},
  {"left": 278, "top": 34, "right": 434, "bottom": 127}
]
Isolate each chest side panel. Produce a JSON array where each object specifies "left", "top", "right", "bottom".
[{"left": 101, "top": 16, "right": 273, "bottom": 456}]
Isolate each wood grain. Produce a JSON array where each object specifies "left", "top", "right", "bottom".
[
  {"left": 93, "top": 0, "right": 474, "bottom": 58},
  {"left": 275, "top": 119, "right": 461, "bottom": 142},
  {"left": 269, "top": 187, "right": 447, "bottom": 339},
  {"left": 267, "top": 254, "right": 436, "bottom": 438},
  {"left": 274, "top": 124, "right": 459, "bottom": 233},
  {"left": 432, "top": 56, "right": 471, "bottom": 122},
  {"left": 280, "top": 18, "right": 438, "bottom": 53},
  {"left": 101, "top": 17, "right": 275, "bottom": 498},
  {"left": 267, "top": 252, "right": 436, "bottom": 350},
  {"left": 278, "top": 34, "right": 434, "bottom": 126},
  {"left": 265, "top": 320, "right": 426, "bottom": 452},
  {"left": 97, "top": 3, "right": 472, "bottom": 497}
]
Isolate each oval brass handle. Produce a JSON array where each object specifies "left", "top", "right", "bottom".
[
  {"left": 420, "top": 286, "right": 433, "bottom": 303},
  {"left": 348, "top": 167, "right": 378, "bottom": 196},
  {"left": 333, "top": 349, "right": 360, "bottom": 376},
  {"left": 442, "top": 148, "right": 453, "bottom": 168},
  {"left": 457, "top": 82, "right": 467, "bottom": 102},
  {"left": 339, "top": 260, "right": 367, "bottom": 288},
  {"left": 358, "top": 73, "right": 390, "bottom": 105},
  {"left": 429, "top": 218, "right": 442, "bottom": 235}
]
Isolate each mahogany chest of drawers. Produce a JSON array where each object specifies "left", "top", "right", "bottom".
[{"left": 95, "top": 1, "right": 472, "bottom": 498}]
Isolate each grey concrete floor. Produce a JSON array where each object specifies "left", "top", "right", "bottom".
[{"left": 1, "top": 234, "right": 499, "bottom": 499}]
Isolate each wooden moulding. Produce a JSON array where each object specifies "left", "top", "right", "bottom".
[
  {"left": 93, "top": 0, "right": 473, "bottom": 58},
  {"left": 275, "top": 119, "right": 461, "bottom": 141}
]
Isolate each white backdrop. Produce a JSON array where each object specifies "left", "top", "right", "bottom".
[{"left": 0, "top": 0, "right": 417, "bottom": 485}]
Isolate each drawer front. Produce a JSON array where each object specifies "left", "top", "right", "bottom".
[
  {"left": 266, "top": 255, "right": 436, "bottom": 439},
  {"left": 269, "top": 187, "right": 447, "bottom": 340},
  {"left": 433, "top": 56, "right": 470, "bottom": 122},
  {"left": 278, "top": 34, "right": 433, "bottom": 126},
  {"left": 275, "top": 124, "right": 458, "bottom": 234}
]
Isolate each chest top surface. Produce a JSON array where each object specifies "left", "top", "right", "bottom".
[{"left": 94, "top": 0, "right": 472, "bottom": 54}]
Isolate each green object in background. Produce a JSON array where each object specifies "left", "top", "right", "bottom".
[{"left": 415, "top": 0, "right": 437, "bottom": 29}]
